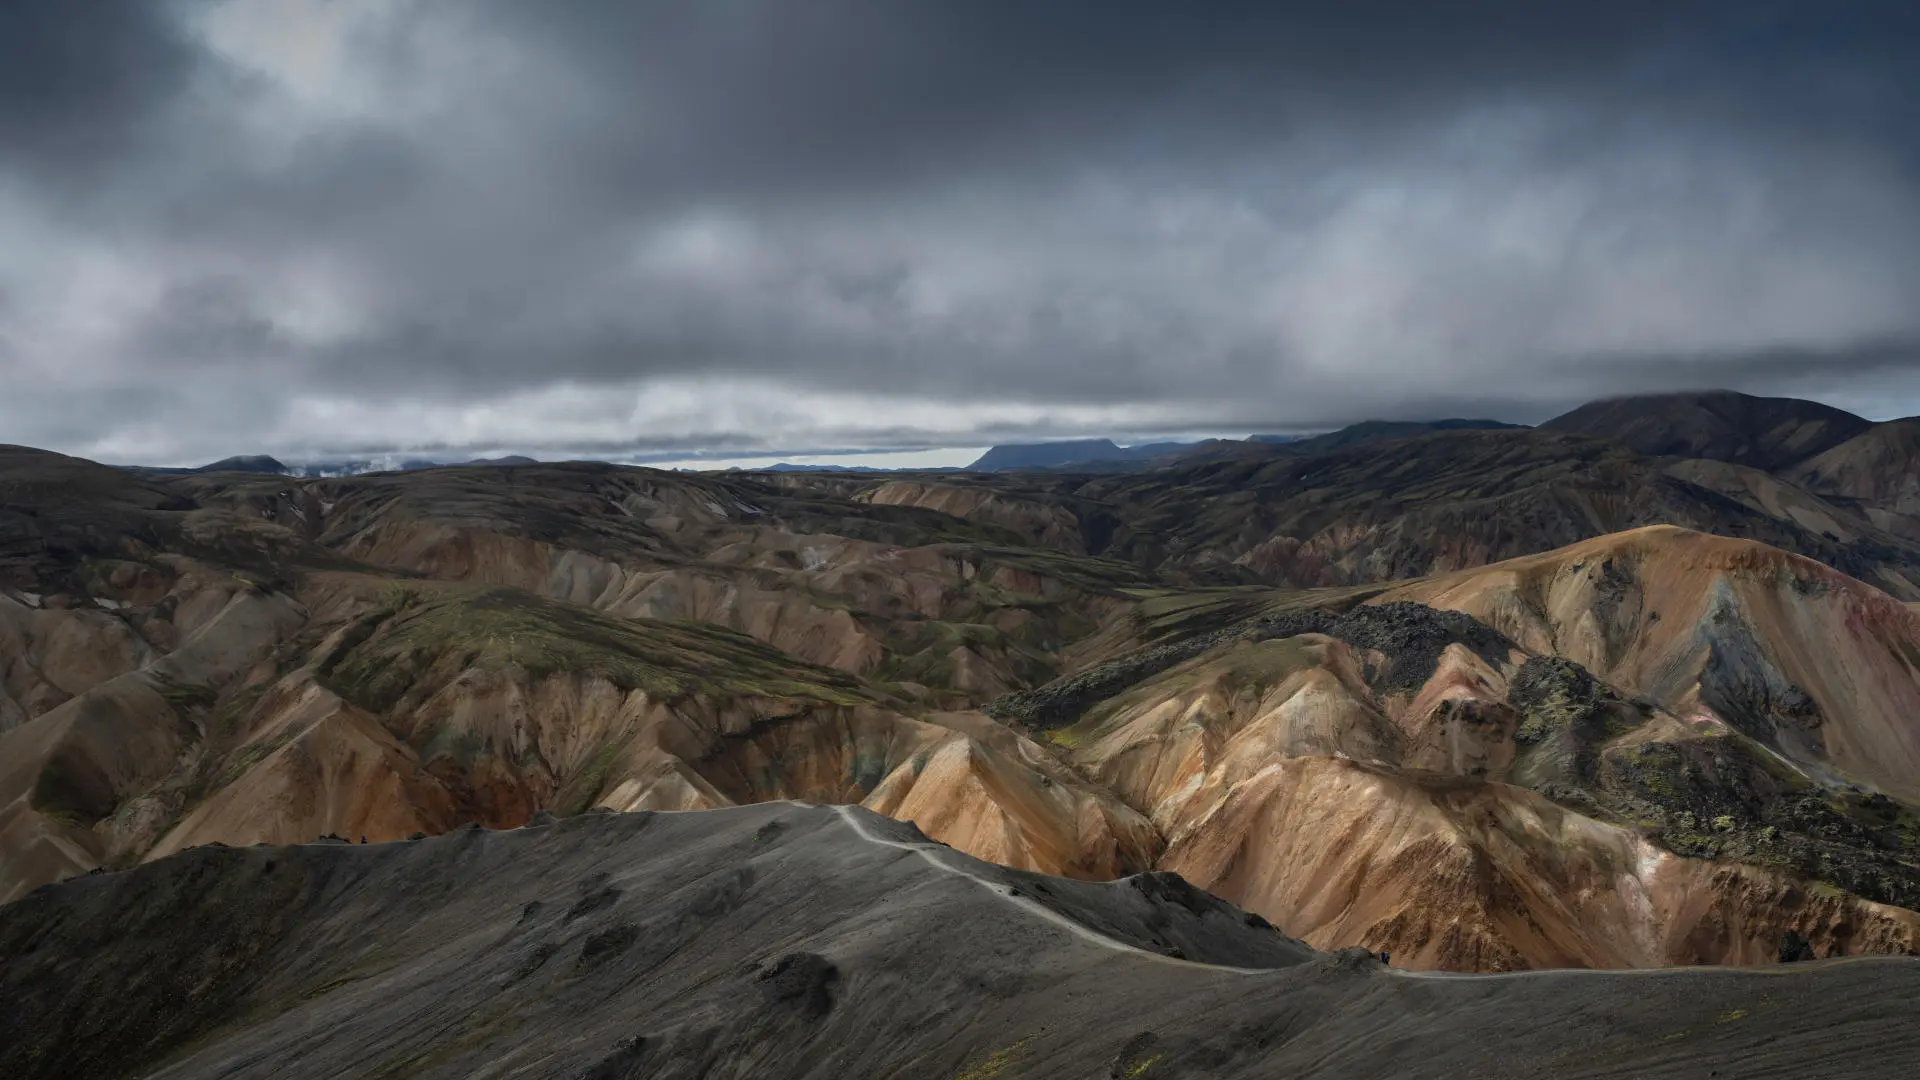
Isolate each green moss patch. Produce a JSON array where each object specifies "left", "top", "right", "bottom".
[
  {"left": 951, "top": 1034, "right": 1037, "bottom": 1080},
  {"left": 1580, "top": 730, "right": 1920, "bottom": 910},
  {"left": 317, "top": 584, "right": 871, "bottom": 716}
]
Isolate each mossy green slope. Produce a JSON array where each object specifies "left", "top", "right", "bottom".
[{"left": 316, "top": 583, "right": 873, "bottom": 714}]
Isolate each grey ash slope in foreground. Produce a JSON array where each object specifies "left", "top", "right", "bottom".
[{"left": 6, "top": 804, "right": 1920, "bottom": 1080}]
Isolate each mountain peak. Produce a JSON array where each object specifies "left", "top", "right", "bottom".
[
  {"left": 195, "top": 454, "right": 289, "bottom": 474},
  {"left": 1540, "top": 390, "right": 1870, "bottom": 471}
]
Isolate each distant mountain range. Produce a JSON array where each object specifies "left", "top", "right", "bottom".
[
  {"left": 120, "top": 454, "right": 541, "bottom": 478},
  {"left": 102, "top": 392, "right": 1890, "bottom": 482},
  {"left": 953, "top": 394, "right": 1891, "bottom": 476},
  {"left": 293, "top": 455, "right": 539, "bottom": 477},
  {"left": 960, "top": 420, "right": 1523, "bottom": 472},
  {"left": 1278, "top": 417, "right": 1524, "bottom": 454},
  {"left": 121, "top": 454, "right": 292, "bottom": 476},
  {"left": 737, "top": 463, "right": 964, "bottom": 474}
]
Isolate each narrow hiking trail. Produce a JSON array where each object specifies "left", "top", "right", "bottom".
[
  {"left": 829, "top": 803, "right": 1283, "bottom": 976},
  {"left": 827, "top": 803, "right": 1920, "bottom": 983}
]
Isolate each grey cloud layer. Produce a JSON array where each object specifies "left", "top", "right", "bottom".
[{"left": 1, "top": 0, "right": 1917, "bottom": 463}]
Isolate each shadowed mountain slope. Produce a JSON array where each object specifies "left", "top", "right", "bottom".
[
  {"left": 5, "top": 802, "right": 1919, "bottom": 1080},
  {"left": 1067, "top": 428, "right": 1920, "bottom": 597},
  {"left": 1257, "top": 417, "right": 1527, "bottom": 457},
  {"left": 1791, "top": 417, "right": 1920, "bottom": 536},
  {"left": 1541, "top": 390, "right": 1872, "bottom": 471},
  {"left": 766, "top": 421, "right": 1920, "bottom": 605}
]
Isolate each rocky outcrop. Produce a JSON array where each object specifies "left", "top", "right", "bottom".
[{"left": 1382, "top": 525, "right": 1920, "bottom": 802}]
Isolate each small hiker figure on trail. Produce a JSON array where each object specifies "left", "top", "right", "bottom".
[
  {"left": 1379, "top": 951, "right": 1390, "bottom": 966},
  {"left": 360, "top": 836, "right": 367, "bottom": 844}
]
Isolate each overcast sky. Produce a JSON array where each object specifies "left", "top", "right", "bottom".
[{"left": 3, "top": 1, "right": 1918, "bottom": 465}]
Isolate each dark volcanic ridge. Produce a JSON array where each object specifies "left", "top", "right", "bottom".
[
  {"left": 1541, "top": 390, "right": 1872, "bottom": 471},
  {"left": 4, "top": 802, "right": 1918, "bottom": 1080}
]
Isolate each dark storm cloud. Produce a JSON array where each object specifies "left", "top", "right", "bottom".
[
  {"left": 1574, "top": 336, "right": 1920, "bottom": 420},
  {"left": 0, "top": 1, "right": 1917, "bottom": 463},
  {"left": 474, "top": 0, "right": 1920, "bottom": 195},
  {"left": 0, "top": 0, "right": 202, "bottom": 180}
]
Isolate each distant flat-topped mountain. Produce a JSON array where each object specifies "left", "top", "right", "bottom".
[
  {"left": 1541, "top": 389, "right": 1872, "bottom": 471},
  {"left": 118, "top": 454, "right": 543, "bottom": 479},
  {"left": 966, "top": 438, "right": 1191, "bottom": 471}
]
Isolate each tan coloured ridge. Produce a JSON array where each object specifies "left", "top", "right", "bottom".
[
  {"left": 864, "top": 480, "right": 1088, "bottom": 552},
  {"left": 1038, "top": 572, "right": 1920, "bottom": 970},
  {"left": 0, "top": 584, "right": 307, "bottom": 902},
  {"left": 0, "top": 570, "right": 1161, "bottom": 899},
  {"left": 1379, "top": 524, "right": 1920, "bottom": 802},
  {"left": 1158, "top": 755, "right": 1919, "bottom": 971}
]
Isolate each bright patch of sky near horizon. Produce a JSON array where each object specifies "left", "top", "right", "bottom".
[
  {"left": 646, "top": 447, "right": 991, "bottom": 473},
  {"left": 2, "top": 1, "right": 1918, "bottom": 464}
]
